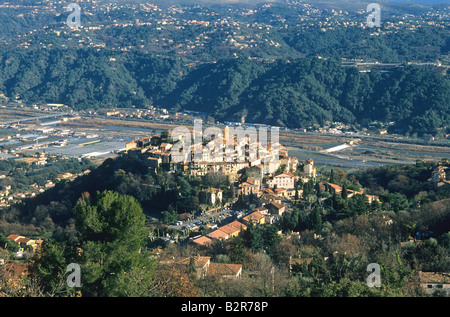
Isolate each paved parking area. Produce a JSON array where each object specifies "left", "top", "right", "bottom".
[{"left": 170, "top": 207, "right": 247, "bottom": 231}]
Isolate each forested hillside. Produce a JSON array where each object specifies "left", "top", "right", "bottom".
[
  {"left": 1, "top": 48, "right": 449, "bottom": 136},
  {"left": 0, "top": 151, "right": 224, "bottom": 238},
  {"left": 232, "top": 58, "right": 450, "bottom": 135},
  {"left": 0, "top": 49, "right": 184, "bottom": 110},
  {"left": 284, "top": 26, "right": 450, "bottom": 62}
]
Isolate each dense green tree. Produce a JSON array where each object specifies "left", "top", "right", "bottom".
[
  {"left": 341, "top": 183, "right": 348, "bottom": 200},
  {"left": 28, "top": 190, "right": 157, "bottom": 297},
  {"left": 161, "top": 210, "right": 178, "bottom": 225},
  {"left": 241, "top": 222, "right": 265, "bottom": 253},
  {"left": 229, "top": 236, "right": 246, "bottom": 264},
  {"left": 0, "top": 233, "right": 19, "bottom": 253},
  {"left": 309, "top": 206, "right": 323, "bottom": 233},
  {"left": 379, "top": 193, "right": 411, "bottom": 213},
  {"left": 28, "top": 241, "right": 79, "bottom": 296},
  {"left": 74, "top": 190, "right": 156, "bottom": 296}
]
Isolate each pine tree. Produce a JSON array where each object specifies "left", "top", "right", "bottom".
[
  {"left": 315, "top": 182, "right": 322, "bottom": 196},
  {"left": 294, "top": 186, "right": 299, "bottom": 202},
  {"left": 309, "top": 206, "right": 322, "bottom": 232},
  {"left": 230, "top": 237, "right": 246, "bottom": 264},
  {"left": 341, "top": 183, "right": 348, "bottom": 200},
  {"left": 332, "top": 191, "right": 338, "bottom": 210},
  {"left": 330, "top": 169, "right": 335, "bottom": 183}
]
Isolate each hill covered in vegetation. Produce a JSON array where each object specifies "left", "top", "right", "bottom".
[{"left": 1, "top": 48, "right": 449, "bottom": 136}]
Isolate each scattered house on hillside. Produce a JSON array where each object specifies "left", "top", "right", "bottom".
[
  {"left": 417, "top": 271, "right": 450, "bottom": 295},
  {"left": 218, "top": 220, "right": 247, "bottom": 239},
  {"left": 286, "top": 188, "right": 298, "bottom": 200},
  {"left": 273, "top": 187, "right": 286, "bottom": 197},
  {"left": 267, "top": 201, "right": 286, "bottom": 216},
  {"left": 45, "top": 180, "right": 55, "bottom": 189},
  {"left": 279, "top": 154, "right": 299, "bottom": 173},
  {"left": 191, "top": 235, "right": 213, "bottom": 247},
  {"left": 135, "top": 135, "right": 161, "bottom": 148},
  {"left": 366, "top": 194, "right": 380, "bottom": 204},
  {"left": 323, "top": 183, "right": 343, "bottom": 194},
  {"left": 148, "top": 156, "right": 162, "bottom": 174},
  {"left": 126, "top": 140, "right": 138, "bottom": 152},
  {"left": 431, "top": 166, "right": 446, "bottom": 183},
  {"left": 320, "top": 182, "right": 379, "bottom": 202},
  {"left": 262, "top": 188, "right": 275, "bottom": 195},
  {"left": 56, "top": 172, "right": 75, "bottom": 181},
  {"left": 7, "top": 235, "right": 41, "bottom": 251},
  {"left": 6, "top": 234, "right": 18, "bottom": 241},
  {"left": 160, "top": 143, "right": 173, "bottom": 152},
  {"left": 272, "top": 187, "right": 297, "bottom": 200},
  {"left": 241, "top": 175, "right": 261, "bottom": 188},
  {"left": 430, "top": 166, "right": 450, "bottom": 188},
  {"left": 7, "top": 234, "right": 41, "bottom": 257},
  {"left": 242, "top": 211, "right": 265, "bottom": 225},
  {"left": 148, "top": 149, "right": 171, "bottom": 164}
]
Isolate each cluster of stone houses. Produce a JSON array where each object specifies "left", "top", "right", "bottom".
[
  {"left": 127, "top": 133, "right": 279, "bottom": 179},
  {"left": 430, "top": 165, "right": 450, "bottom": 188},
  {"left": 126, "top": 132, "right": 318, "bottom": 206},
  {"left": 126, "top": 130, "right": 309, "bottom": 178}
]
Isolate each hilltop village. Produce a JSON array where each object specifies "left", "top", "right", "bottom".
[
  {"left": 125, "top": 128, "right": 318, "bottom": 222},
  {"left": 120, "top": 127, "right": 383, "bottom": 277}
]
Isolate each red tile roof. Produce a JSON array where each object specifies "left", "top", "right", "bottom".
[
  {"left": 208, "top": 263, "right": 242, "bottom": 277},
  {"left": 268, "top": 201, "right": 285, "bottom": 210},
  {"left": 207, "top": 229, "right": 229, "bottom": 240},
  {"left": 274, "top": 172, "right": 295, "bottom": 178},
  {"left": 192, "top": 236, "right": 213, "bottom": 246},
  {"left": 243, "top": 211, "right": 264, "bottom": 223},
  {"left": 219, "top": 221, "right": 247, "bottom": 235},
  {"left": 16, "top": 238, "right": 31, "bottom": 244},
  {"left": 7, "top": 234, "right": 23, "bottom": 241}
]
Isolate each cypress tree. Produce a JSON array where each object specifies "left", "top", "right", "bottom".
[{"left": 341, "top": 183, "right": 348, "bottom": 200}]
